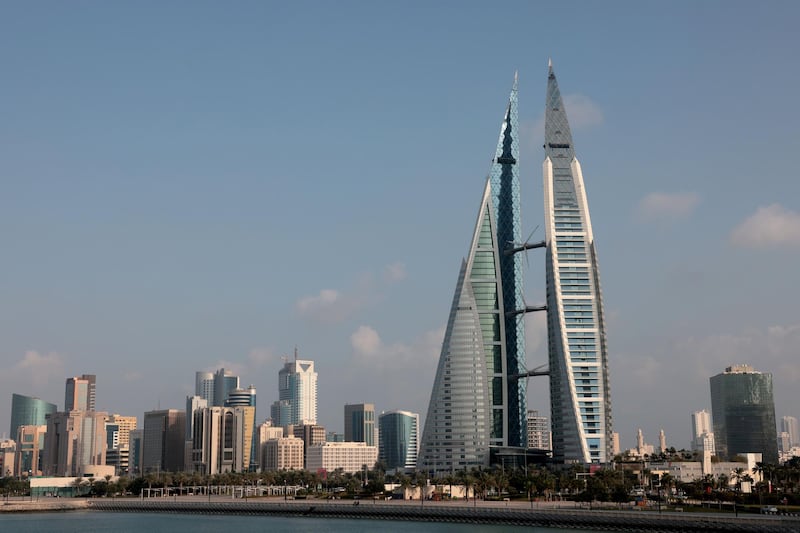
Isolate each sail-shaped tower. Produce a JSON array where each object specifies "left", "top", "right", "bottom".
[
  {"left": 419, "top": 78, "right": 527, "bottom": 473},
  {"left": 543, "top": 61, "right": 612, "bottom": 463}
]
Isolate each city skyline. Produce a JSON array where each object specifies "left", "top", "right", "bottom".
[{"left": 2, "top": 2, "right": 800, "bottom": 452}]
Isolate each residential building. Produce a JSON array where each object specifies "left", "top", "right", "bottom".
[
  {"left": 9, "top": 394, "right": 56, "bottom": 439},
  {"left": 262, "top": 436, "right": 304, "bottom": 471},
  {"left": 710, "top": 365, "right": 778, "bottom": 463},
  {"left": 692, "top": 409, "right": 716, "bottom": 455},
  {"left": 782, "top": 416, "right": 799, "bottom": 448},
  {"left": 257, "top": 420, "right": 285, "bottom": 471},
  {"left": 378, "top": 410, "right": 419, "bottom": 472},
  {"left": 526, "top": 410, "right": 552, "bottom": 451},
  {"left": 544, "top": 61, "right": 612, "bottom": 463},
  {"left": 291, "top": 423, "right": 326, "bottom": 468},
  {"left": 306, "top": 441, "right": 378, "bottom": 475}
]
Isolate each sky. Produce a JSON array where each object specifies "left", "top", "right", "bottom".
[{"left": 1, "top": 1, "right": 799, "bottom": 452}]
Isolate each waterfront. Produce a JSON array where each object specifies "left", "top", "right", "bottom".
[{"left": 0, "top": 511, "right": 585, "bottom": 533}]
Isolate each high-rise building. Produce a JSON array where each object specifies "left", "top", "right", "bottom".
[
  {"left": 692, "top": 409, "right": 716, "bottom": 455},
  {"left": 526, "top": 410, "right": 552, "bottom": 451},
  {"left": 185, "top": 395, "right": 209, "bottom": 441},
  {"left": 344, "top": 403, "right": 375, "bottom": 446},
  {"left": 710, "top": 364, "right": 778, "bottom": 463},
  {"left": 65, "top": 374, "right": 96, "bottom": 412},
  {"left": 107, "top": 414, "right": 137, "bottom": 449},
  {"left": 272, "top": 355, "right": 317, "bottom": 427},
  {"left": 782, "top": 416, "right": 799, "bottom": 448},
  {"left": 14, "top": 424, "right": 46, "bottom": 477},
  {"left": 544, "top": 61, "right": 612, "bottom": 463},
  {"left": 142, "top": 409, "right": 186, "bottom": 473},
  {"left": 9, "top": 394, "right": 56, "bottom": 439},
  {"left": 378, "top": 410, "right": 419, "bottom": 473},
  {"left": 291, "top": 423, "right": 326, "bottom": 469},
  {"left": 42, "top": 410, "right": 108, "bottom": 477},
  {"left": 129, "top": 429, "right": 143, "bottom": 476},
  {"left": 419, "top": 77, "right": 527, "bottom": 473},
  {"left": 213, "top": 368, "right": 239, "bottom": 408},
  {"left": 189, "top": 406, "right": 255, "bottom": 475},
  {"left": 195, "top": 372, "right": 215, "bottom": 404},
  {"left": 225, "top": 386, "right": 257, "bottom": 407},
  {"left": 262, "top": 436, "right": 304, "bottom": 471}
]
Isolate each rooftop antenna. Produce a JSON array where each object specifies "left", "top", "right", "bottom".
[{"left": 294, "top": 346, "right": 298, "bottom": 361}]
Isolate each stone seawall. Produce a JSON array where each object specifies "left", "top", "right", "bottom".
[
  {"left": 1, "top": 499, "right": 89, "bottom": 513},
  {"left": 87, "top": 499, "right": 800, "bottom": 532}
]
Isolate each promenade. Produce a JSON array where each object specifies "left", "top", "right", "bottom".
[{"left": 80, "top": 496, "right": 800, "bottom": 532}]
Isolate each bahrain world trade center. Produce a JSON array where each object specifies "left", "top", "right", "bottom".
[{"left": 419, "top": 63, "right": 611, "bottom": 472}]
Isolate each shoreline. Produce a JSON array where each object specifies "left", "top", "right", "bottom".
[{"left": 3, "top": 497, "right": 799, "bottom": 532}]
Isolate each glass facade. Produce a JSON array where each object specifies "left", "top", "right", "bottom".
[
  {"left": 544, "top": 62, "right": 612, "bottom": 463},
  {"left": 710, "top": 366, "right": 778, "bottom": 463},
  {"left": 420, "top": 79, "right": 529, "bottom": 473},
  {"left": 10, "top": 394, "right": 57, "bottom": 440},
  {"left": 378, "top": 410, "right": 419, "bottom": 472}
]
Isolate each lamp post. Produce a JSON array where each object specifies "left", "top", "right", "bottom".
[{"left": 284, "top": 479, "right": 287, "bottom": 501}]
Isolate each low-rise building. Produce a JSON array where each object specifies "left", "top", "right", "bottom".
[{"left": 306, "top": 441, "right": 377, "bottom": 475}]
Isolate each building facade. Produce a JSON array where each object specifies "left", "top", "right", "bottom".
[
  {"left": 692, "top": 409, "right": 716, "bottom": 455},
  {"left": 195, "top": 372, "right": 215, "bottom": 404},
  {"left": 710, "top": 364, "right": 778, "bottom": 463},
  {"left": 378, "top": 410, "right": 418, "bottom": 472},
  {"left": 526, "top": 410, "right": 552, "bottom": 451},
  {"left": 65, "top": 374, "right": 96, "bottom": 412},
  {"left": 272, "top": 356, "right": 317, "bottom": 427},
  {"left": 42, "top": 410, "right": 108, "bottom": 477},
  {"left": 419, "top": 77, "right": 527, "bottom": 473},
  {"left": 142, "top": 409, "right": 186, "bottom": 473},
  {"left": 9, "top": 394, "right": 56, "bottom": 440},
  {"left": 190, "top": 406, "right": 255, "bottom": 475},
  {"left": 344, "top": 403, "right": 375, "bottom": 446},
  {"left": 306, "top": 441, "right": 378, "bottom": 475},
  {"left": 14, "top": 424, "right": 46, "bottom": 477},
  {"left": 782, "top": 416, "right": 799, "bottom": 449},
  {"left": 543, "top": 62, "right": 612, "bottom": 463},
  {"left": 262, "top": 436, "right": 304, "bottom": 471},
  {"left": 213, "top": 368, "right": 240, "bottom": 408}
]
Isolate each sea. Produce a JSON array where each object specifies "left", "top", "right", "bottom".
[{"left": 0, "top": 512, "right": 601, "bottom": 532}]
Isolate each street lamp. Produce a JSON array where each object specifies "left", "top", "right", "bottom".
[{"left": 284, "top": 479, "right": 287, "bottom": 501}]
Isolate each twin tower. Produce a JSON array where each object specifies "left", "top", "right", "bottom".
[{"left": 419, "top": 63, "right": 612, "bottom": 472}]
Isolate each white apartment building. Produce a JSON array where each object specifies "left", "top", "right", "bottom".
[{"left": 306, "top": 441, "right": 377, "bottom": 474}]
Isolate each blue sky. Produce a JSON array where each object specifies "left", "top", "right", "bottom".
[{"left": 2, "top": 1, "right": 799, "bottom": 452}]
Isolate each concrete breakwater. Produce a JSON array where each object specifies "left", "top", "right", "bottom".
[
  {"left": 1, "top": 499, "right": 89, "bottom": 513},
  {"left": 88, "top": 499, "right": 800, "bottom": 532}
]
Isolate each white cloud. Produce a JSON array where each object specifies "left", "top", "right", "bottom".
[
  {"left": 636, "top": 192, "right": 700, "bottom": 221},
  {"left": 14, "top": 350, "right": 65, "bottom": 388},
  {"left": 351, "top": 326, "right": 381, "bottom": 356},
  {"left": 382, "top": 262, "right": 407, "bottom": 283},
  {"left": 730, "top": 204, "right": 800, "bottom": 247},
  {"left": 295, "top": 289, "right": 340, "bottom": 313}
]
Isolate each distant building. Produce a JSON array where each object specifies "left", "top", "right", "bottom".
[
  {"left": 262, "top": 436, "right": 304, "bottom": 471},
  {"left": 710, "top": 365, "right": 778, "bottom": 463},
  {"left": 189, "top": 406, "right": 255, "bottom": 475},
  {"left": 326, "top": 431, "right": 344, "bottom": 443},
  {"left": 0, "top": 439, "right": 15, "bottom": 477},
  {"left": 142, "top": 409, "right": 186, "bottom": 473},
  {"left": 9, "top": 394, "right": 56, "bottom": 440},
  {"left": 257, "top": 420, "right": 285, "bottom": 471},
  {"left": 692, "top": 409, "right": 716, "bottom": 455},
  {"left": 291, "top": 423, "right": 326, "bottom": 469},
  {"left": 107, "top": 414, "right": 137, "bottom": 449},
  {"left": 195, "top": 372, "right": 215, "bottom": 405},
  {"left": 213, "top": 368, "right": 240, "bottom": 408},
  {"left": 42, "top": 410, "right": 108, "bottom": 477},
  {"left": 129, "top": 429, "right": 143, "bottom": 476},
  {"left": 378, "top": 410, "right": 419, "bottom": 472},
  {"left": 65, "top": 374, "right": 96, "bottom": 412},
  {"left": 344, "top": 403, "right": 375, "bottom": 446},
  {"left": 272, "top": 354, "right": 317, "bottom": 427},
  {"left": 611, "top": 432, "right": 620, "bottom": 456},
  {"left": 306, "top": 441, "right": 378, "bottom": 475},
  {"left": 14, "top": 424, "right": 46, "bottom": 477},
  {"left": 526, "top": 410, "right": 552, "bottom": 451},
  {"left": 781, "top": 416, "right": 799, "bottom": 448}
]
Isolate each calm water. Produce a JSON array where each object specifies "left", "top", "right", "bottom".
[{"left": 0, "top": 511, "right": 600, "bottom": 532}]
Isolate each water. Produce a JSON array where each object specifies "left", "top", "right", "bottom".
[{"left": 0, "top": 511, "right": 596, "bottom": 532}]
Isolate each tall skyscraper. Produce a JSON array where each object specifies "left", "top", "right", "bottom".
[
  {"left": 213, "top": 368, "right": 239, "bottom": 408},
  {"left": 195, "top": 372, "right": 215, "bottom": 404},
  {"left": 344, "top": 403, "right": 375, "bottom": 446},
  {"left": 42, "top": 410, "right": 108, "bottom": 477},
  {"left": 271, "top": 355, "right": 317, "bottom": 427},
  {"left": 142, "top": 409, "right": 186, "bottom": 473},
  {"left": 419, "top": 77, "right": 527, "bottom": 473},
  {"left": 65, "top": 374, "right": 96, "bottom": 412},
  {"left": 544, "top": 61, "right": 612, "bottom": 463},
  {"left": 782, "top": 416, "right": 799, "bottom": 448},
  {"left": 9, "top": 394, "right": 56, "bottom": 439},
  {"left": 189, "top": 406, "right": 255, "bottom": 474},
  {"left": 710, "top": 364, "right": 778, "bottom": 463},
  {"left": 378, "top": 410, "right": 419, "bottom": 473}
]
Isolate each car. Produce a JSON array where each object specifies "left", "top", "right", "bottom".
[{"left": 761, "top": 506, "right": 778, "bottom": 514}]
